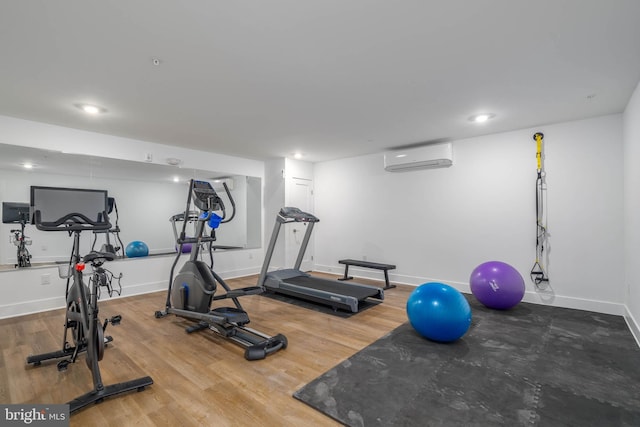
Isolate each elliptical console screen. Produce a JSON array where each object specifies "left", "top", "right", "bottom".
[{"left": 192, "top": 180, "right": 220, "bottom": 211}]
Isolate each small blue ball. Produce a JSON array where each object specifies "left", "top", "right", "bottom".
[
  {"left": 125, "top": 240, "right": 149, "bottom": 258},
  {"left": 406, "top": 282, "right": 472, "bottom": 342}
]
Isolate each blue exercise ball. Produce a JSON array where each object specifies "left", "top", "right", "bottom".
[
  {"left": 406, "top": 282, "right": 472, "bottom": 342},
  {"left": 125, "top": 240, "right": 149, "bottom": 258}
]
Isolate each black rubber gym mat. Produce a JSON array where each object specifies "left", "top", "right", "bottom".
[{"left": 294, "top": 295, "right": 640, "bottom": 426}]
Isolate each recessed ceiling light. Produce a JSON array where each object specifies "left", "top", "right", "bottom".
[
  {"left": 75, "top": 103, "right": 107, "bottom": 115},
  {"left": 22, "top": 163, "right": 34, "bottom": 169},
  {"left": 469, "top": 113, "right": 495, "bottom": 123},
  {"left": 293, "top": 152, "right": 303, "bottom": 159},
  {"left": 173, "top": 176, "right": 180, "bottom": 183}
]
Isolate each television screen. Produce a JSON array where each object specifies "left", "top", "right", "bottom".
[
  {"left": 30, "top": 186, "right": 109, "bottom": 226},
  {"left": 2, "top": 202, "right": 30, "bottom": 224}
]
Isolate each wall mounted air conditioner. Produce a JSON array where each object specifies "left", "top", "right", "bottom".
[{"left": 384, "top": 142, "right": 453, "bottom": 172}]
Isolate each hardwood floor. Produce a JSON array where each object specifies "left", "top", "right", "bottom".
[{"left": 0, "top": 273, "right": 412, "bottom": 426}]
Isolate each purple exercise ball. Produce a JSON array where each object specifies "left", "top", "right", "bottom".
[
  {"left": 469, "top": 261, "right": 525, "bottom": 310},
  {"left": 176, "top": 243, "right": 192, "bottom": 253}
]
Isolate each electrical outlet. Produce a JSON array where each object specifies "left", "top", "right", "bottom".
[
  {"left": 363, "top": 255, "right": 367, "bottom": 261},
  {"left": 144, "top": 152, "right": 153, "bottom": 162},
  {"left": 41, "top": 274, "right": 51, "bottom": 285}
]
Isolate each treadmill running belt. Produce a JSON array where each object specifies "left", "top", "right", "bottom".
[{"left": 284, "top": 275, "right": 380, "bottom": 300}]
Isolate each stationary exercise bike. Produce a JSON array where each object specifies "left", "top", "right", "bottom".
[
  {"left": 11, "top": 220, "right": 32, "bottom": 268},
  {"left": 155, "top": 179, "right": 287, "bottom": 361},
  {"left": 2, "top": 202, "right": 32, "bottom": 268},
  {"left": 26, "top": 185, "right": 153, "bottom": 414}
]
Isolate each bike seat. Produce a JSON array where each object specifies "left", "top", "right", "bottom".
[{"left": 84, "top": 251, "right": 116, "bottom": 264}]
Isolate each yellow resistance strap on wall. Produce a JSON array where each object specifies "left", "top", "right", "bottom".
[
  {"left": 530, "top": 132, "right": 549, "bottom": 287},
  {"left": 534, "top": 132, "right": 543, "bottom": 172}
]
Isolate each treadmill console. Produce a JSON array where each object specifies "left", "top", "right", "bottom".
[{"left": 279, "top": 207, "right": 319, "bottom": 223}]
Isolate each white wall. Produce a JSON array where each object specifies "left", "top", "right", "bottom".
[
  {"left": 313, "top": 115, "right": 625, "bottom": 315},
  {"left": 623, "top": 81, "right": 640, "bottom": 341},
  {"left": 0, "top": 111, "right": 633, "bottom": 323},
  {"left": 0, "top": 115, "right": 265, "bottom": 319}
]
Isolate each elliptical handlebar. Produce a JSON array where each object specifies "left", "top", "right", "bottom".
[
  {"left": 177, "top": 235, "right": 217, "bottom": 245},
  {"left": 220, "top": 182, "right": 235, "bottom": 224}
]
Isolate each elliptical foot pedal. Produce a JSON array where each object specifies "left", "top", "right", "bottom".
[
  {"left": 211, "top": 307, "right": 250, "bottom": 324},
  {"left": 186, "top": 321, "right": 209, "bottom": 333}
]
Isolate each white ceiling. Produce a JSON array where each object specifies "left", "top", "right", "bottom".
[{"left": 1, "top": 1, "right": 639, "bottom": 163}]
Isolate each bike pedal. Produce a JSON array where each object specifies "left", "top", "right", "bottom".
[{"left": 110, "top": 315, "right": 122, "bottom": 325}]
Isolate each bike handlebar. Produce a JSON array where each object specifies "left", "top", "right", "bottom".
[{"left": 34, "top": 211, "right": 111, "bottom": 232}]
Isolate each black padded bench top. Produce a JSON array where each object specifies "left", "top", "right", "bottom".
[
  {"left": 338, "top": 259, "right": 396, "bottom": 289},
  {"left": 339, "top": 259, "right": 396, "bottom": 270}
]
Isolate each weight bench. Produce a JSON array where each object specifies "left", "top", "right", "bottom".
[{"left": 337, "top": 259, "right": 396, "bottom": 290}]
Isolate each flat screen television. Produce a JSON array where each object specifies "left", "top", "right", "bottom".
[
  {"left": 30, "top": 186, "right": 109, "bottom": 226},
  {"left": 2, "top": 202, "right": 31, "bottom": 224}
]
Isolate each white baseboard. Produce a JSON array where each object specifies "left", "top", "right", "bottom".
[
  {"left": 0, "top": 296, "right": 67, "bottom": 320},
  {"left": 0, "top": 280, "right": 167, "bottom": 320},
  {"left": 625, "top": 306, "right": 640, "bottom": 348}
]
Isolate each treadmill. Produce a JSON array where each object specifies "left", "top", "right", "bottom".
[{"left": 257, "top": 207, "right": 384, "bottom": 312}]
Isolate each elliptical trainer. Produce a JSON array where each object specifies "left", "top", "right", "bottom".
[{"left": 155, "top": 179, "right": 287, "bottom": 361}]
